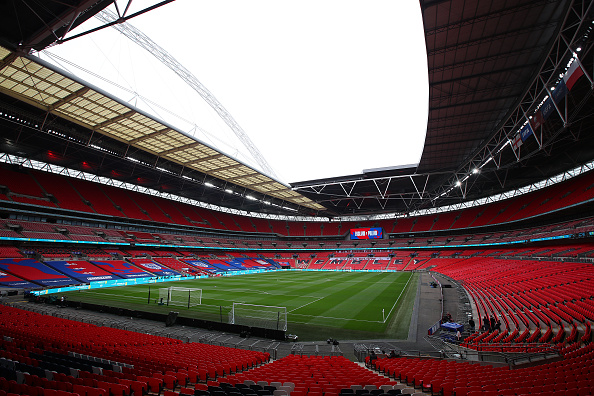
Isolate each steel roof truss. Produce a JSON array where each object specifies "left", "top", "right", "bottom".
[
  {"left": 428, "top": 20, "right": 559, "bottom": 57},
  {"left": 425, "top": 0, "right": 555, "bottom": 36},
  {"left": 46, "top": 86, "right": 91, "bottom": 112},
  {"left": 184, "top": 153, "right": 225, "bottom": 166},
  {"left": 372, "top": 178, "right": 391, "bottom": 200},
  {"left": 375, "top": 196, "right": 388, "bottom": 210},
  {"left": 94, "top": 109, "right": 137, "bottom": 131},
  {"left": 430, "top": 2, "right": 593, "bottom": 209},
  {"left": 159, "top": 141, "right": 200, "bottom": 156},
  {"left": 339, "top": 182, "right": 357, "bottom": 198}
]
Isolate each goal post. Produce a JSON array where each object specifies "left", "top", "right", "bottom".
[
  {"left": 158, "top": 287, "right": 202, "bottom": 308},
  {"left": 229, "top": 303, "right": 287, "bottom": 331}
]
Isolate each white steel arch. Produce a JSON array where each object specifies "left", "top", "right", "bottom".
[{"left": 94, "top": 9, "right": 278, "bottom": 179}]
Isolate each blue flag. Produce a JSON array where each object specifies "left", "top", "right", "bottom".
[{"left": 520, "top": 123, "right": 533, "bottom": 142}]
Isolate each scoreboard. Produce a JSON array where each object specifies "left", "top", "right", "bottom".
[{"left": 350, "top": 227, "right": 383, "bottom": 240}]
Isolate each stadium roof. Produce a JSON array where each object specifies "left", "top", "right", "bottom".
[
  {"left": 0, "top": 47, "right": 324, "bottom": 212},
  {"left": 1, "top": 0, "right": 593, "bottom": 219},
  {"left": 294, "top": 0, "right": 594, "bottom": 216},
  {"left": 419, "top": 0, "right": 568, "bottom": 174}
]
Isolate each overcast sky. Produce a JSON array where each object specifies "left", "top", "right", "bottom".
[{"left": 40, "top": 0, "right": 429, "bottom": 185}]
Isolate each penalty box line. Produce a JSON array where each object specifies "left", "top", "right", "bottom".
[
  {"left": 289, "top": 312, "right": 384, "bottom": 324},
  {"left": 288, "top": 296, "right": 325, "bottom": 313}
]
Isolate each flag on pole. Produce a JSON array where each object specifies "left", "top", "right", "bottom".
[
  {"left": 530, "top": 110, "right": 545, "bottom": 131},
  {"left": 540, "top": 97, "right": 555, "bottom": 120},
  {"left": 563, "top": 59, "right": 584, "bottom": 91},
  {"left": 512, "top": 133, "right": 523, "bottom": 151},
  {"left": 552, "top": 80, "right": 568, "bottom": 103},
  {"left": 519, "top": 123, "right": 534, "bottom": 142}
]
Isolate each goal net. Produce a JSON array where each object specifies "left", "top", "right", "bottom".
[
  {"left": 158, "top": 287, "right": 202, "bottom": 308},
  {"left": 229, "top": 303, "right": 287, "bottom": 331}
]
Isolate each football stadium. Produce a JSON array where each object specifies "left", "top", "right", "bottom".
[{"left": 1, "top": 1, "right": 594, "bottom": 395}]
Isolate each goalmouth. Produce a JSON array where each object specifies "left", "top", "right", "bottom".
[
  {"left": 229, "top": 303, "right": 287, "bottom": 331},
  {"left": 157, "top": 287, "right": 202, "bottom": 308}
]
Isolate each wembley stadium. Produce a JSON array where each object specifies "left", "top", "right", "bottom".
[{"left": 1, "top": 1, "right": 594, "bottom": 395}]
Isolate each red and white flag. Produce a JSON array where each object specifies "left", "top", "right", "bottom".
[
  {"left": 530, "top": 110, "right": 545, "bottom": 131},
  {"left": 564, "top": 59, "right": 584, "bottom": 91},
  {"left": 512, "top": 133, "right": 523, "bottom": 151}
]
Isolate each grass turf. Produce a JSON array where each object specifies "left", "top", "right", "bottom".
[{"left": 61, "top": 270, "right": 418, "bottom": 341}]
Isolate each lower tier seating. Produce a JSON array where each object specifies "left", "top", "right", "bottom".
[{"left": 372, "top": 343, "right": 594, "bottom": 396}]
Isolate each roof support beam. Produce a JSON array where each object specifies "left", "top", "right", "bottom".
[
  {"left": 425, "top": 0, "right": 556, "bottom": 35},
  {"left": 52, "top": 1, "right": 176, "bottom": 47},
  {"left": 94, "top": 110, "right": 137, "bottom": 130},
  {"left": 47, "top": 87, "right": 90, "bottom": 112},
  {"left": 184, "top": 153, "right": 226, "bottom": 166},
  {"left": 428, "top": 20, "right": 558, "bottom": 56},
  {"left": 159, "top": 142, "right": 201, "bottom": 156}
]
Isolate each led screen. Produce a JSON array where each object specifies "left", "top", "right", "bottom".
[{"left": 350, "top": 227, "right": 383, "bottom": 239}]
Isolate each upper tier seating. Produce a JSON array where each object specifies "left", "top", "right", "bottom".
[
  {"left": 31, "top": 170, "right": 94, "bottom": 213},
  {"left": 392, "top": 217, "right": 415, "bottom": 233},
  {"left": 2, "top": 166, "right": 594, "bottom": 236},
  {"left": 411, "top": 214, "right": 437, "bottom": 232},
  {"left": 0, "top": 166, "right": 56, "bottom": 208},
  {"left": 431, "top": 211, "right": 460, "bottom": 231},
  {"left": 321, "top": 222, "right": 341, "bottom": 236},
  {"left": 67, "top": 178, "right": 124, "bottom": 218}
]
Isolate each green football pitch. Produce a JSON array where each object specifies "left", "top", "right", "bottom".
[{"left": 62, "top": 270, "right": 418, "bottom": 341}]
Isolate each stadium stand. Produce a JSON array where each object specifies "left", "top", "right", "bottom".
[
  {"left": 410, "top": 214, "right": 437, "bottom": 232},
  {"left": 66, "top": 178, "right": 125, "bottom": 218},
  {"left": 104, "top": 190, "right": 153, "bottom": 221},
  {"left": 0, "top": 246, "right": 23, "bottom": 258},
  {"left": 321, "top": 222, "right": 341, "bottom": 236},
  {"left": 364, "top": 257, "right": 391, "bottom": 271},
  {"left": 430, "top": 211, "right": 459, "bottom": 231},
  {"left": 0, "top": 305, "right": 271, "bottom": 393},
  {"left": 89, "top": 260, "right": 152, "bottom": 279},
  {"left": 0, "top": 258, "right": 76, "bottom": 287},
  {"left": 230, "top": 215, "right": 252, "bottom": 233},
  {"left": 372, "top": 344, "right": 594, "bottom": 396},
  {"left": 224, "top": 354, "right": 397, "bottom": 393},
  {"left": 194, "top": 207, "right": 226, "bottom": 230},
  {"left": 425, "top": 256, "right": 594, "bottom": 353},
  {"left": 390, "top": 217, "right": 414, "bottom": 233},
  {"left": 129, "top": 258, "right": 181, "bottom": 277},
  {"left": 450, "top": 206, "right": 483, "bottom": 230},
  {"left": 0, "top": 166, "right": 56, "bottom": 208},
  {"left": 31, "top": 169, "right": 95, "bottom": 213},
  {"left": 3, "top": 165, "right": 594, "bottom": 240},
  {"left": 1, "top": 2, "right": 594, "bottom": 395},
  {"left": 44, "top": 260, "right": 122, "bottom": 282}
]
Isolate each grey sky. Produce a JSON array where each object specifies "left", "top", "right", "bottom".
[{"left": 41, "top": 0, "right": 429, "bottom": 184}]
